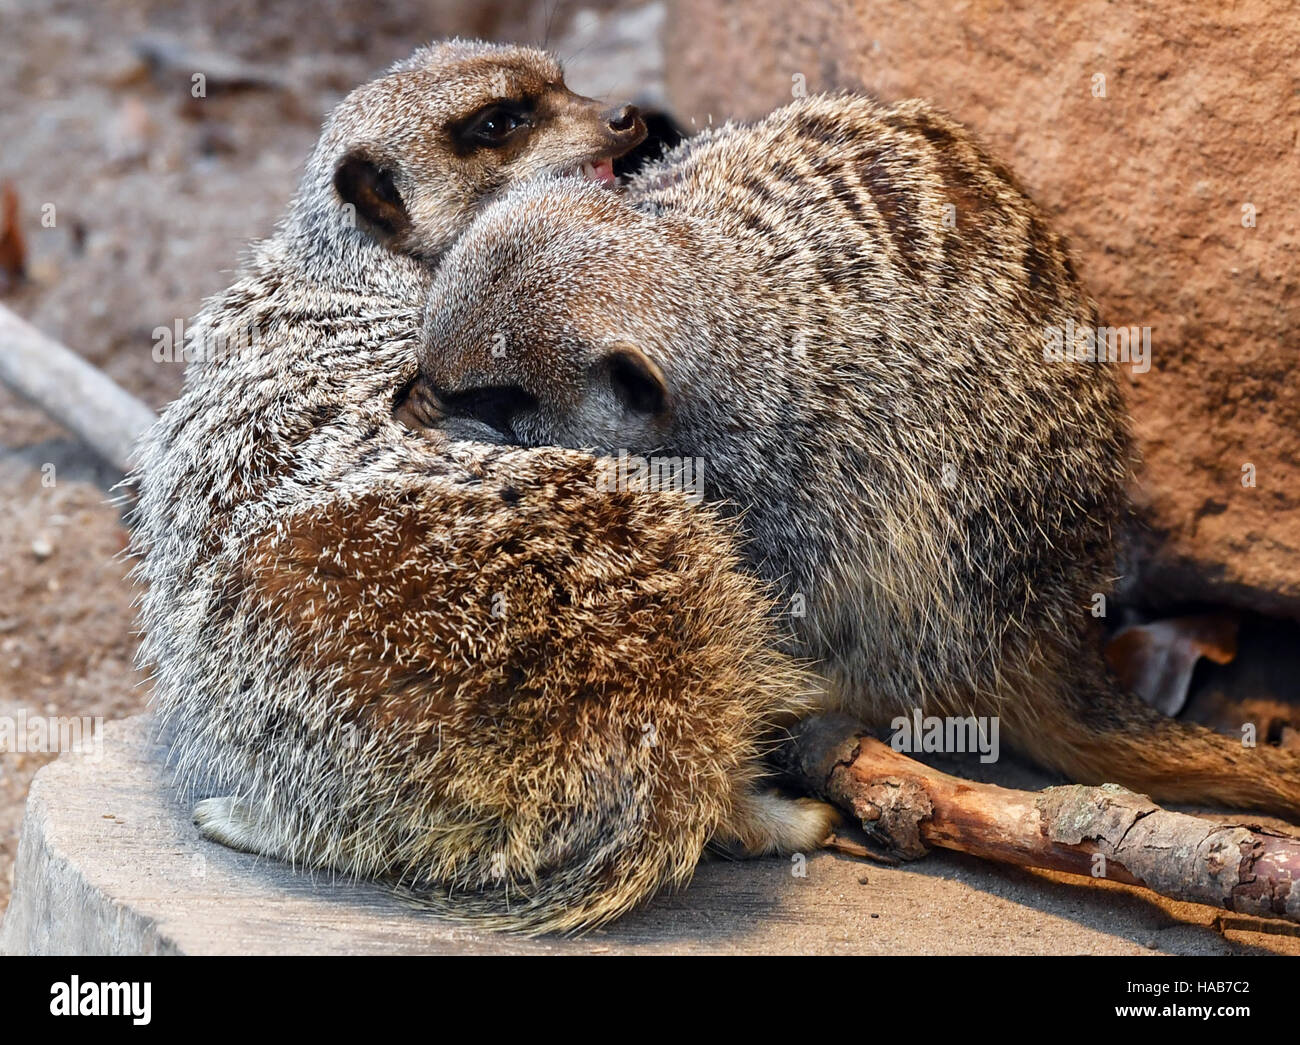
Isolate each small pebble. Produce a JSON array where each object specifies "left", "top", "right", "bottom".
[{"left": 31, "top": 535, "right": 53, "bottom": 560}]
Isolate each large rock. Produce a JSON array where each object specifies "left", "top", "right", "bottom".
[
  {"left": 662, "top": 0, "right": 1300, "bottom": 617},
  {"left": 1, "top": 716, "right": 1295, "bottom": 954}
]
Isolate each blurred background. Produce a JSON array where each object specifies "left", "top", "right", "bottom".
[{"left": 1, "top": 0, "right": 1297, "bottom": 915}]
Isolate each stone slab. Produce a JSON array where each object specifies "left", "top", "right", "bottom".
[{"left": 2, "top": 716, "right": 1296, "bottom": 955}]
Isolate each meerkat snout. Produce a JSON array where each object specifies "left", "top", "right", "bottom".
[{"left": 589, "top": 104, "right": 646, "bottom": 181}]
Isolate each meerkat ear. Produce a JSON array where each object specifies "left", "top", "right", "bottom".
[
  {"left": 333, "top": 151, "right": 411, "bottom": 243},
  {"left": 607, "top": 345, "right": 668, "bottom": 416}
]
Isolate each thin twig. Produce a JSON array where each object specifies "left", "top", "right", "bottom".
[{"left": 0, "top": 303, "right": 156, "bottom": 472}]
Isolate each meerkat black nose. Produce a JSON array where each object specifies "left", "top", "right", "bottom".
[{"left": 604, "top": 104, "right": 644, "bottom": 139}]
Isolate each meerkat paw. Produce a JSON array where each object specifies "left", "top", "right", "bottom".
[
  {"left": 714, "top": 790, "right": 841, "bottom": 858},
  {"left": 193, "top": 796, "right": 274, "bottom": 856}
]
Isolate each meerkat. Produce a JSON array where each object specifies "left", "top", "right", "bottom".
[
  {"left": 130, "top": 41, "right": 835, "bottom": 933},
  {"left": 413, "top": 93, "right": 1300, "bottom": 820}
]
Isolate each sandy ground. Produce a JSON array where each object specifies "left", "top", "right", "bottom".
[{"left": 1, "top": 0, "right": 1298, "bottom": 952}]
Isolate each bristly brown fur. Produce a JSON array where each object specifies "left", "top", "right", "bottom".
[{"left": 195, "top": 441, "right": 817, "bottom": 932}]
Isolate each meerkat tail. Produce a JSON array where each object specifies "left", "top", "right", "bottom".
[{"left": 1005, "top": 667, "right": 1300, "bottom": 821}]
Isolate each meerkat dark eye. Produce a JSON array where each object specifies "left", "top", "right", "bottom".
[
  {"left": 438, "top": 383, "right": 537, "bottom": 441},
  {"left": 456, "top": 103, "right": 533, "bottom": 149}
]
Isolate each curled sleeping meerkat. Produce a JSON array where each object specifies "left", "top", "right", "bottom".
[
  {"left": 413, "top": 93, "right": 1300, "bottom": 821},
  {"left": 132, "top": 42, "right": 839, "bottom": 932}
]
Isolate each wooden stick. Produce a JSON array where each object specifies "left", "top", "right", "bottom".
[
  {"left": 777, "top": 712, "right": 1300, "bottom": 925},
  {"left": 0, "top": 303, "right": 156, "bottom": 472}
]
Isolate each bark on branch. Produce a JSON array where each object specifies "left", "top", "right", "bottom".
[
  {"left": 0, "top": 303, "right": 156, "bottom": 472},
  {"left": 778, "top": 712, "right": 1300, "bottom": 925}
]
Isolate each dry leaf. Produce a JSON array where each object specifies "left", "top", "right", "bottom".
[
  {"left": 0, "top": 182, "right": 27, "bottom": 293},
  {"left": 1106, "top": 613, "right": 1238, "bottom": 716}
]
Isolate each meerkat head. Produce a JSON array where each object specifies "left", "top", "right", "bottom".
[
  {"left": 306, "top": 40, "right": 646, "bottom": 260},
  {"left": 409, "top": 176, "right": 702, "bottom": 451}
]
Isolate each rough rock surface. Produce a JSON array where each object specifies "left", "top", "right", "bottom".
[
  {"left": 663, "top": 0, "right": 1300, "bottom": 617},
  {"left": 4, "top": 716, "right": 1298, "bottom": 955}
]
